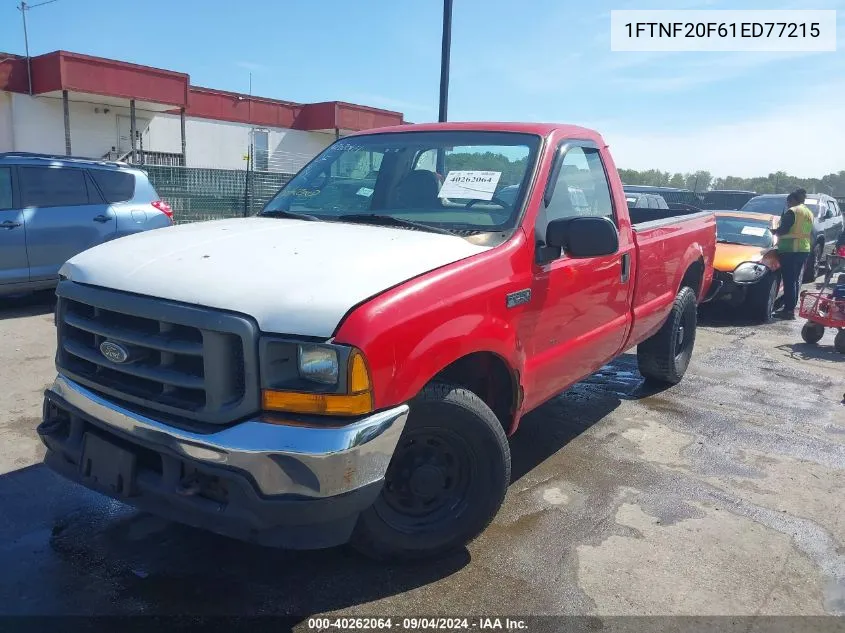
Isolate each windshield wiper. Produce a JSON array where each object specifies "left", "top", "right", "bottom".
[
  {"left": 717, "top": 239, "right": 756, "bottom": 246},
  {"left": 337, "top": 214, "right": 456, "bottom": 236},
  {"left": 259, "top": 209, "right": 322, "bottom": 221}
]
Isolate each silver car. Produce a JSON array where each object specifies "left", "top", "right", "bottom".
[{"left": 0, "top": 153, "right": 173, "bottom": 297}]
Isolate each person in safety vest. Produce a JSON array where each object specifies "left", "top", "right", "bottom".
[{"left": 773, "top": 188, "right": 814, "bottom": 320}]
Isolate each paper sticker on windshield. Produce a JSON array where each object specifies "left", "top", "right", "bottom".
[
  {"left": 438, "top": 171, "right": 502, "bottom": 200},
  {"left": 741, "top": 226, "right": 767, "bottom": 237},
  {"left": 356, "top": 187, "right": 374, "bottom": 197}
]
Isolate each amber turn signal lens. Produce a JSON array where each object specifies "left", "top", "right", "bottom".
[
  {"left": 348, "top": 350, "right": 371, "bottom": 394},
  {"left": 261, "top": 390, "right": 373, "bottom": 416}
]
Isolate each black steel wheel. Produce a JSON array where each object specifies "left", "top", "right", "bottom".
[
  {"left": 351, "top": 382, "right": 510, "bottom": 561},
  {"left": 378, "top": 428, "right": 474, "bottom": 530},
  {"left": 637, "top": 286, "right": 698, "bottom": 385}
]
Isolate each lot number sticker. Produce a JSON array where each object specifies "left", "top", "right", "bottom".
[
  {"left": 439, "top": 171, "right": 502, "bottom": 200},
  {"left": 741, "top": 226, "right": 767, "bottom": 237}
]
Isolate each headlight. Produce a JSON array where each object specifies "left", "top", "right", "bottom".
[
  {"left": 298, "top": 344, "right": 339, "bottom": 384},
  {"left": 733, "top": 262, "right": 768, "bottom": 283},
  {"left": 259, "top": 338, "right": 373, "bottom": 416}
]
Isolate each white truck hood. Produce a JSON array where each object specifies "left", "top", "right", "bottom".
[{"left": 60, "top": 217, "right": 490, "bottom": 337}]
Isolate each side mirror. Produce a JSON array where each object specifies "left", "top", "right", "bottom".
[{"left": 545, "top": 216, "right": 619, "bottom": 258}]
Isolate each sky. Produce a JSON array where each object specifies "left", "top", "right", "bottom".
[{"left": 1, "top": 0, "right": 843, "bottom": 178}]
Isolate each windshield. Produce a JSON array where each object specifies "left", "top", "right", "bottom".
[
  {"left": 716, "top": 216, "right": 774, "bottom": 248},
  {"left": 804, "top": 200, "right": 820, "bottom": 216},
  {"left": 260, "top": 131, "right": 541, "bottom": 234},
  {"left": 740, "top": 195, "right": 786, "bottom": 215}
]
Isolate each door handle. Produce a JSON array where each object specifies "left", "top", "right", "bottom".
[
  {"left": 0, "top": 220, "right": 22, "bottom": 229},
  {"left": 92, "top": 215, "right": 113, "bottom": 223},
  {"left": 620, "top": 253, "right": 630, "bottom": 283}
]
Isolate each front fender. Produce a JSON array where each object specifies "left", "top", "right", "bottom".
[{"left": 383, "top": 312, "right": 525, "bottom": 407}]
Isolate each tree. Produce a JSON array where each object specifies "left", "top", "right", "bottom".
[
  {"left": 618, "top": 168, "right": 845, "bottom": 196},
  {"left": 669, "top": 173, "right": 685, "bottom": 188}
]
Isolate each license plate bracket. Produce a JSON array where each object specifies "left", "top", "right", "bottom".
[{"left": 80, "top": 433, "right": 137, "bottom": 498}]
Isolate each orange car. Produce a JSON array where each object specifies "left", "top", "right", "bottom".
[{"left": 710, "top": 211, "right": 782, "bottom": 322}]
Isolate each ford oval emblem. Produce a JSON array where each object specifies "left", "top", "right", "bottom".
[{"left": 99, "top": 340, "right": 129, "bottom": 364}]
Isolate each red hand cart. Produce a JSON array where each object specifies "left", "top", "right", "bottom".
[{"left": 799, "top": 253, "right": 845, "bottom": 353}]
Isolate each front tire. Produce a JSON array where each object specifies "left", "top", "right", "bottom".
[
  {"left": 351, "top": 382, "right": 510, "bottom": 561},
  {"left": 747, "top": 273, "right": 779, "bottom": 323},
  {"left": 637, "top": 286, "right": 698, "bottom": 385}
]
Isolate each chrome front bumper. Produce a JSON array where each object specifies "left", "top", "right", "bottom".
[{"left": 45, "top": 374, "right": 409, "bottom": 498}]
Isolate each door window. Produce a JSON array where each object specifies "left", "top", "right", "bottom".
[
  {"left": 89, "top": 170, "right": 135, "bottom": 203},
  {"left": 253, "top": 130, "right": 269, "bottom": 171},
  {"left": 539, "top": 146, "right": 615, "bottom": 241},
  {"left": 827, "top": 200, "right": 838, "bottom": 218},
  {"left": 19, "top": 167, "right": 92, "bottom": 208},
  {"left": 0, "top": 168, "right": 12, "bottom": 210}
]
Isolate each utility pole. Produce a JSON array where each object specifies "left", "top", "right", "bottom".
[
  {"left": 438, "top": 0, "right": 453, "bottom": 122},
  {"left": 18, "top": 0, "right": 60, "bottom": 96},
  {"left": 19, "top": 2, "right": 32, "bottom": 95}
]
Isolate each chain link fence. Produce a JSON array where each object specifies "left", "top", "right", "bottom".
[{"left": 144, "top": 165, "right": 294, "bottom": 224}]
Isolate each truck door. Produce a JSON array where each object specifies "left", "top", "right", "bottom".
[
  {"left": 0, "top": 166, "right": 29, "bottom": 287},
  {"left": 19, "top": 166, "right": 116, "bottom": 282},
  {"left": 521, "top": 142, "right": 634, "bottom": 410}
]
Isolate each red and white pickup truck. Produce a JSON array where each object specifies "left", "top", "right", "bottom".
[{"left": 40, "top": 122, "right": 715, "bottom": 561}]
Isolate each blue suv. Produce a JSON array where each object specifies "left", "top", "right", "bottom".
[{"left": 0, "top": 153, "right": 173, "bottom": 297}]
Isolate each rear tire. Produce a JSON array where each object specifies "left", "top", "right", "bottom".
[
  {"left": 637, "top": 286, "right": 698, "bottom": 385},
  {"left": 350, "top": 382, "right": 510, "bottom": 562},
  {"left": 801, "top": 322, "right": 825, "bottom": 345},
  {"left": 747, "top": 273, "right": 779, "bottom": 324},
  {"left": 834, "top": 330, "right": 845, "bottom": 354},
  {"left": 803, "top": 244, "right": 822, "bottom": 282}
]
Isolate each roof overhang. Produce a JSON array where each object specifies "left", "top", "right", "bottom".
[
  {"left": 1, "top": 51, "right": 189, "bottom": 107},
  {"left": 293, "top": 102, "right": 403, "bottom": 132}
]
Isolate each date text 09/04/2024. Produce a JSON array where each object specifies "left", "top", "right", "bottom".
[
  {"left": 624, "top": 22, "right": 821, "bottom": 38},
  {"left": 307, "top": 617, "right": 529, "bottom": 631}
]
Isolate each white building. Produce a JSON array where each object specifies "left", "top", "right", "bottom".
[{"left": 0, "top": 50, "right": 405, "bottom": 173}]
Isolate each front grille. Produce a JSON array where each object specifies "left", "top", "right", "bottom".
[{"left": 55, "top": 281, "right": 259, "bottom": 425}]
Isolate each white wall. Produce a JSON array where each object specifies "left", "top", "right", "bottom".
[
  {"left": 3, "top": 91, "right": 335, "bottom": 172},
  {"left": 176, "top": 116, "right": 333, "bottom": 171},
  {"left": 0, "top": 92, "right": 12, "bottom": 152},
  {"left": 8, "top": 93, "right": 140, "bottom": 158}
]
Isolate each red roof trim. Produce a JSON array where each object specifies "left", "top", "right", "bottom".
[{"left": 1, "top": 50, "right": 403, "bottom": 132}]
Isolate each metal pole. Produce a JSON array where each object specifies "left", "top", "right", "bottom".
[
  {"left": 243, "top": 146, "right": 251, "bottom": 217},
  {"left": 438, "top": 0, "right": 452, "bottom": 122},
  {"left": 129, "top": 99, "right": 137, "bottom": 163},
  {"left": 62, "top": 89, "right": 71, "bottom": 155},
  {"left": 20, "top": 2, "right": 32, "bottom": 95}
]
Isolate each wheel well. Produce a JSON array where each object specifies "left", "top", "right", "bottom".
[
  {"left": 432, "top": 352, "right": 517, "bottom": 434},
  {"left": 680, "top": 258, "right": 705, "bottom": 297}
]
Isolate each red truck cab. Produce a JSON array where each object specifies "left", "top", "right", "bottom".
[{"left": 42, "top": 122, "right": 715, "bottom": 561}]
